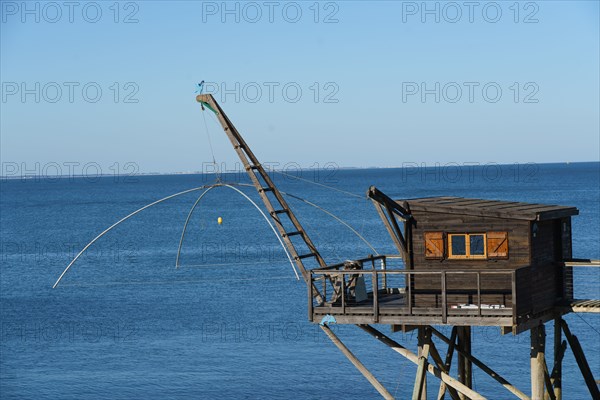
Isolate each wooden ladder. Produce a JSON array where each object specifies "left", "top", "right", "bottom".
[{"left": 196, "top": 94, "right": 327, "bottom": 297}]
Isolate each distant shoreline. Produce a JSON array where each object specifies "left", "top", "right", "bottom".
[{"left": 1, "top": 161, "right": 598, "bottom": 180}]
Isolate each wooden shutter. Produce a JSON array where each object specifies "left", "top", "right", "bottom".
[
  {"left": 487, "top": 232, "right": 508, "bottom": 259},
  {"left": 425, "top": 232, "right": 444, "bottom": 259}
]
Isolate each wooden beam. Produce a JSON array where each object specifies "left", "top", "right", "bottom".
[
  {"left": 560, "top": 320, "right": 600, "bottom": 399},
  {"left": 195, "top": 94, "right": 328, "bottom": 303},
  {"left": 531, "top": 324, "right": 546, "bottom": 400},
  {"left": 437, "top": 327, "right": 459, "bottom": 400},
  {"left": 391, "top": 324, "right": 419, "bottom": 333},
  {"left": 413, "top": 350, "right": 428, "bottom": 400},
  {"left": 457, "top": 326, "right": 472, "bottom": 399},
  {"left": 541, "top": 352, "right": 556, "bottom": 400},
  {"left": 511, "top": 310, "right": 565, "bottom": 335},
  {"left": 549, "top": 340, "right": 566, "bottom": 391},
  {"left": 359, "top": 325, "right": 487, "bottom": 400},
  {"left": 413, "top": 328, "right": 430, "bottom": 400},
  {"left": 320, "top": 325, "right": 393, "bottom": 400},
  {"left": 563, "top": 258, "right": 600, "bottom": 267},
  {"left": 429, "top": 340, "right": 460, "bottom": 400},
  {"left": 444, "top": 327, "right": 459, "bottom": 372},
  {"left": 500, "top": 326, "right": 514, "bottom": 335},
  {"left": 374, "top": 203, "right": 407, "bottom": 256},
  {"left": 551, "top": 319, "right": 564, "bottom": 400},
  {"left": 430, "top": 327, "right": 530, "bottom": 400}
]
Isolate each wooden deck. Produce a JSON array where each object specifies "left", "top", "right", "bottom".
[
  {"left": 308, "top": 255, "right": 522, "bottom": 327},
  {"left": 567, "top": 299, "right": 600, "bottom": 313},
  {"left": 312, "top": 290, "right": 515, "bottom": 326},
  {"left": 309, "top": 256, "right": 600, "bottom": 331},
  {"left": 561, "top": 261, "right": 600, "bottom": 313}
]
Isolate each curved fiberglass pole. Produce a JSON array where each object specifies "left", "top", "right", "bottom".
[
  {"left": 175, "top": 184, "right": 299, "bottom": 280},
  {"left": 175, "top": 186, "right": 217, "bottom": 268},
  {"left": 52, "top": 185, "right": 214, "bottom": 289}
]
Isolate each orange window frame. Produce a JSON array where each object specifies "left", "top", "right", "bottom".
[{"left": 447, "top": 233, "right": 487, "bottom": 260}]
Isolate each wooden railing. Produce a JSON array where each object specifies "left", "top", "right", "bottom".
[
  {"left": 309, "top": 257, "right": 529, "bottom": 325},
  {"left": 562, "top": 259, "right": 600, "bottom": 305}
]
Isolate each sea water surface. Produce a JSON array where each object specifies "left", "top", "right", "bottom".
[{"left": 1, "top": 163, "right": 599, "bottom": 399}]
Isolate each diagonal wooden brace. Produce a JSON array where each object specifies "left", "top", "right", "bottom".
[{"left": 320, "top": 325, "right": 394, "bottom": 400}]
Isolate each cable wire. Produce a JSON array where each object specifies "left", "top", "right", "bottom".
[
  {"left": 201, "top": 107, "right": 220, "bottom": 181},
  {"left": 574, "top": 313, "right": 600, "bottom": 336},
  {"left": 274, "top": 169, "right": 365, "bottom": 200}
]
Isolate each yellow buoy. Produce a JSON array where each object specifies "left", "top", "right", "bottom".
[{"left": 217, "top": 217, "right": 223, "bottom": 225}]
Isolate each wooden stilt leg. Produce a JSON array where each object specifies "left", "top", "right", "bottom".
[
  {"left": 465, "top": 327, "right": 472, "bottom": 389},
  {"left": 457, "top": 326, "right": 472, "bottom": 399},
  {"left": 531, "top": 324, "right": 546, "bottom": 400},
  {"left": 430, "top": 327, "right": 529, "bottom": 400},
  {"left": 550, "top": 319, "right": 566, "bottom": 400},
  {"left": 552, "top": 318, "right": 562, "bottom": 400},
  {"left": 561, "top": 319, "right": 600, "bottom": 399},
  {"left": 413, "top": 327, "right": 430, "bottom": 400},
  {"left": 541, "top": 352, "right": 556, "bottom": 400},
  {"left": 549, "top": 340, "right": 566, "bottom": 399}
]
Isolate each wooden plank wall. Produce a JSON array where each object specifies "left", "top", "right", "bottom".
[
  {"left": 411, "top": 211, "right": 531, "bottom": 309},
  {"left": 561, "top": 218, "right": 573, "bottom": 299},
  {"left": 529, "top": 219, "right": 567, "bottom": 313},
  {"left": 409, "top": 210, "right": 571, "bottom": 316}
]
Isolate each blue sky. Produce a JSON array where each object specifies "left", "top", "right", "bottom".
[{"left": 1, "top": 1, "right": 599, "bottom": 174}]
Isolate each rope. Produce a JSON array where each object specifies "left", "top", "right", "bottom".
[
  {"left": 201, "top": 107, "right": 220, "bottom": 182},
  {"left": 392, "top": 356, "right": 403, "bottom": 398},
  {"left": 280, "top": 191, "right": 378, "bottom": 255},
  {"left": 472, "top": 329, "right": 477, "bottom": 392},
  {"left": 227, "top": 183, "right": 379, "bottom": 257},
  {"left": 273, "top": 169, "right": 365, "bottom": 200},
  {"left": 574, "top": 313, "right": 600, "bottom": 336}
]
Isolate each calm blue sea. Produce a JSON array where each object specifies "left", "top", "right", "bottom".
[{"left": 1, "top": 163, "right": 599, "bottom": 399}]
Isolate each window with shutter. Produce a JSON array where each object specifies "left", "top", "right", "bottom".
[
  {"left": 447, "top": 233, "right": 487, "bottom": 259},
  {"left": 487, "top": 231, "right": 509, "bottom": 259},
  {"left": 424, "top": 232, "right": 444, "bottom": 259}
]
